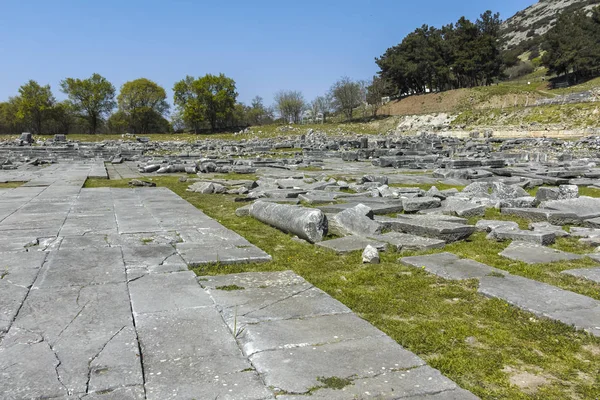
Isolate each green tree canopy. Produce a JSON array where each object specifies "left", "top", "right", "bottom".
[
  {"left": 60, "top": 73, "right": 116, "bottom": 134},
  {"left": 542, "top": 6, "right": 600, "bottom": 81},
  {"left": 14, "top": 80, "right": 55, "bottom": 134},
  {"left": 117, "top": 78, "right": 170, "bottom": 134},
  {"left": 376, "top": 11, "right": 503, "bottom": 96},
  {"left": 173, "top": 73, "right": 237, "bottom": 133}
]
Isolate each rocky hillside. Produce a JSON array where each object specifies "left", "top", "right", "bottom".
[{"left": 501, "top": 0, "right": 600, "bottom": 49}]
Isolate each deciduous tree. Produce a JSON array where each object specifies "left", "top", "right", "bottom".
[
  {"left": 274, "top": 90, "right": 305, "bottom": 124},
  {"left": 118, "top": 78, "right": 169, "bottom": 134},
  {"left": 330, "top": 77, "right": 362, "bottom": 120},
  {"left": 15, "top": 80, "right": 55, "bottom": 134},
  {"left": 60, "top": 73, "right": 116, "bottom": 134}
]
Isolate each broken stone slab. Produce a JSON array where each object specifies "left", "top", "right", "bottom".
[
  {"left": 499, "top": 241, "right": 583, "bottom": 264},
  {"left": 376, "top": 215, "right": 475, "bottom": 243},
  {"left": 440, "top": 197, "right": 486, "bottom": 217},
  {"left": 501, "top": 208, "right": 581, "bottom": 225},
  {"left": 298, "top": 192, "right": 338, "bottom": 204},
  {"left": 541, "top": 196, "right": 600, "bottom": 219},
  {"left": 362, "top": 245, "right": 380, "bottom": 264},
  {"left": 330, "top": 204, "right": 382, "bottom": 237},
  {"left": 570, "top": 227, "right": 600, "bottom": 237},
  {"left": 401, "top": 252, "right": 506, "bottom": 280},
  {"left": 491, "top": 182, "right": 530, "bottom": 200},
  {"left": 475, "top": 220, "right": 519, "bottom": 232},
  {"left": 402, "top": 196, "right": 441, "bottom": 213},
  {"left": 562, "top": 267, "right": 600, "bottom": 283},
  {"left": 478, "top": 274, "right": 600, "bottom": 336},
  {"left": 584, "top": 217, "right": 600, "bottom": 228},
  {"left": 317, "top": 200, "right": 404, "bottom": 215},
  {"left": 529, "top": 221, "right": 569, "bottom": 238},
  {"left": 315, "top": 236, "right": 387, "bottom": 254},
  {"left": 488, "top": 227, "right": 556, "bottom": 245},
  {"left": 249, "top": 201, "right": 327, "bottom": 243},
  {"left": 368, "top": 232, "right": 445, "bottom": 252}
]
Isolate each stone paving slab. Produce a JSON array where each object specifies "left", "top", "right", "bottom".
[
  {"left": 315, "top": 235, "right": 387, "bottom": 254},
  {"left": 562, "top": 267, "right": 600, "bottom": 283},
  {"left": 401, "top": 253, "right": 600, "bottom": 337},
  {"left": 199, "top": 271, "right": 475, "bottom": 398},
  {"left": 0, "top": 164, "right": 476, "bottom": 399},
  {"left": 499, "top": 241, "right": 583, "bottom": 264}
]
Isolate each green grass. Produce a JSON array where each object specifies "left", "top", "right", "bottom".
[
  {"left": 84, "top": 176, "right": 600, "bottom": 399},
  {"left": 0, "top": 181, "right": 25, "bottom": 188}
]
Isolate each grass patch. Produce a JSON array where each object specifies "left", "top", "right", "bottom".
[
  {"left": 84, "top": 176, "right": 600, "bottom": 399},
  {"left": 215, "top": 284, "right": 245, "bottom": 291},
  {"left": 0, "top": 181, "right": 25, "bottom": 189},
  {"left": 315, "top": 376, "right": 353, "bottom": 391}
]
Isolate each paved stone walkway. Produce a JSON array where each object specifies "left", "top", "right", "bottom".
[
  {"left": 0, "top": 163, "right": 476, "bottom": 399},
  {"left": 401, "top": 253, "right": 600, "bottom": 336}
]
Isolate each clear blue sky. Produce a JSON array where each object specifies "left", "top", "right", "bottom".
[{"left": 0, "top": 0, "right": 533, "bottom": 108}]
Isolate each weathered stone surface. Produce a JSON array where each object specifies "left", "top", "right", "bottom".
[
  {"left": 488, "top": 227, "right": 556, "bottom": 245},
  {"left": 362, "top": 244, "right": 380, "bottom": 264},
  {"left": 499, "top": 241, "right": 583, "bottom": 264},
  {"left": 276, "top": 367, "right": 477, "bottom": 400},
  {"left": 402, "top": 196, "right": 442, "bottom": 213},
  {"left": 475, "top": 219, "right": 519, "bottom": 232},
  {"left": 377, "top": 215, "right": 475, "bottom": 243},
  {"left": 250, "top": 335, "right": 425, "bottom": 394},
  {"left": 250, "top": 201, "right": 328, "bottom": 243},
  {"left": 369, "top": 231, "right": 445, "bottom": 252},
  {"left": 331, "top": 203, "right": 382, "bottom": 237},
  {"left": 541, "top": 196, "right": 600, "bottom": 219},
  {"left": 491, "top": 182, "right": 529, "bottom": 199},
  {"left": 501, "top": 208, "right": 581, "bottom": 225},
  {"left": 529, "top": 221, "right": 569, "bottom": 237},
  {"left": 562, "top": 267, "right": 600, "bottom": 283},
  {"left": 316, "top": 236, "right": 387, "bottom": 254},
  {"left": 401, "top": 252, "right": 506, "bottom": 280},
  {"left": 441, "top": 197, "right": 486, "bottom": 217}
]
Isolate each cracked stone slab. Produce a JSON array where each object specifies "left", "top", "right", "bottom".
[
  {"left": 562, "top": 267, "right": 600, "bottom": 283},
  {"left": 499, "top": 241, "right": 583, "bottom": 264},
  {"left": 35, "top": 248, "right": 126, "bottom": 289},
  {"left": 229, "top": 286, "right": 352, "bottom": 326},
  {"left": 121, "top": 244, "right": 178, "bottom": 268},
  {"left": 276, "top": 366, "right": 478, "bottom": 399},
  {"left": 129, "top": 271, "right": 213, "bottom": 314},
  {"left": 237, "top": 313, "right": 388, "bottom": 356},
  {"left": 177, "top": 242, "right": 272, "bottom": 266},
  {"left": 134, "top": 307, "right": 242, "bottom": 363},
  {"left": 0, "top": 328, "right": 68, "bottom": 399},
  {"left": 10, "top": 283, "right": 139, "bottom": 394},
  {"left": 250, "top": 335, "right": 425, "bottom": 394},
  {"left": 79, "top": 385, "right": 146, "bottom": 399},
  {"left": 401, "top": 252, "right": 507, "bottom": 280},
  {"left": 144, "top": 362, "right": 272, "bottom": 400}
]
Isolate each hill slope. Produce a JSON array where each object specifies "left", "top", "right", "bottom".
[{"left": 501, "top": 0, "right": 600, "bottom": 49}]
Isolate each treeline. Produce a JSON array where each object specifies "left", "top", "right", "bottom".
[
  {"left": 0, "top": 73, "right": 275, "bottom": 135},
  {"left": 376, "top": 11, "right": 503, "bottom": 96},
  {"left": 542, "top": 6, "right": 600, "bottom": 82}
]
